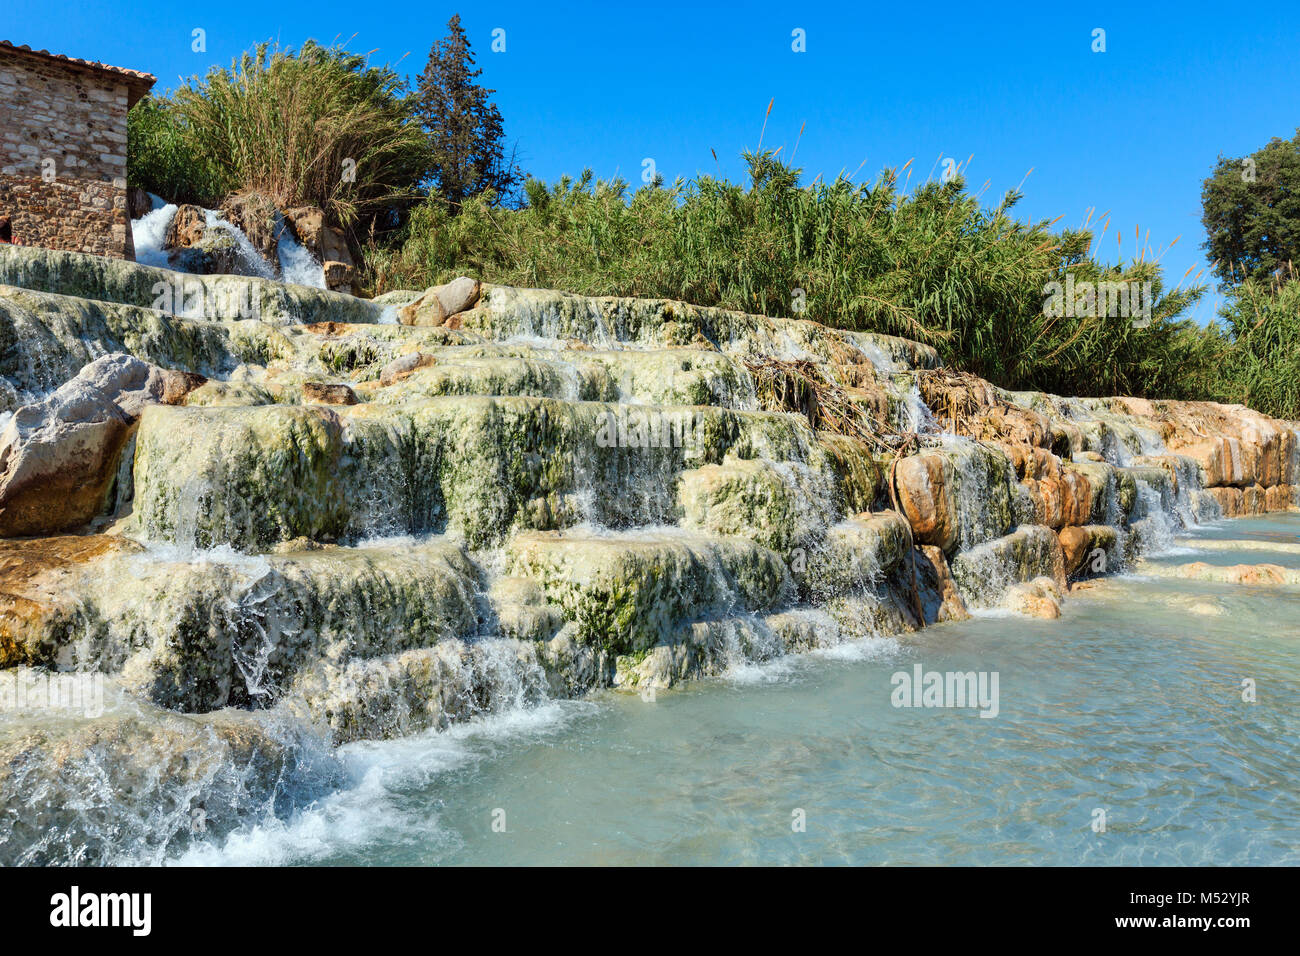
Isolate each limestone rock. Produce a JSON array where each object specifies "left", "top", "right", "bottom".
[
  {"left": 0, "top": 245, "right": 385, "bottom": 326},
  {"left": 0, "top": 354, "right": 203, "bottom": 537},
  {"left": 913, "top": 544, "right": 969, "bottom": 623},
  {"left": 506, "top": 530, "right": 790, "bottom": 656},
  {"left": 127, "top": 187, "right": 153, "bottom": 221},
  {"left": 438, "top": 276, "right": 481, "bottom": 316},
  {"left": 1203, "top": 485, "right": 1243, "bottom": 518},
  {"left": 323, "top": 260, "right": 353, "bottom": 293},
  {"left": 949, "top": 525, "right": 1066, "bottom": 607},
  {"left": 283, "top": 207, "right": 355, "bottom": 292},
  {"left": 1005, "top": 576, "right": 1063, "bottom": 619},
  {"left": 1057, "top": 524, "right": 1118, "bottom": 577},
  {"left": 893, "top": 453, "right": 958, "bottom": 552},
  {"left": 163, "top": 204, "right": 207, "bottom": 249},
  {"left": 677, "top": 453, "right": 833, "bottom": 555},
  {"left": 1265, "top": 484, "right": 1296, "bottom": 512},
  {"left": 219, "top": 191, "right": 281, "bottom": 266},
  {"left": 301, "top": 381, "right": 358, "bottom": 406},
  {"left": 378, "top": 352, "right": 437, "bottom": 386},
  {"left": 803, "top": 510, "right": 913, "bottom": 599},
  {"left": 397, "top": 277, "right": 481, "bottom": 327},
  {"left": 1142, "top": 561, "right": 1300, "bottom": 586}
]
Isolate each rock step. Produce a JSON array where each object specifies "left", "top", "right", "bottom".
[
  {"left": 0, "top": 245, "right": 383, "bottom": 325},
  {"left": 361, "top": 344, "right": 756, "bottom": 409},
  {"left": 948, "top": 525, "right": 1067, "bottom": 608},
  {"left": 0, "top": 697, "right": 340, "bottom": 865},
  {"left": 128, "top": 398, "right": 827, "bottom": 550},
  {"left": 1138, "top": 561, "right": 1300, "bottom": 586},
  {"left": 455, "top": 285, "right": 941, "bottom": 369},
  {"left": 0, "top": 535, "right": 480, "bottom": 712},
  {"left": 0, "top": 285, "right": 248, "bottom": 410},
  {"left": 505, "top": 529, "right": 792, "bottom": 657}
]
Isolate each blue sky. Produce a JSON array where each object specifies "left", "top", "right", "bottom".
[{"left": 9, "top": 1, "right": 1300, "bottom": 322}]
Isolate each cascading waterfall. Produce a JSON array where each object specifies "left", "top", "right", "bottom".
[
  {"left": 129, "top": 201, "right": 326, "bottom": 287},
  {"left": 130, "top": 201, "right": 178, "bottom": 269},
  {"left": 273, "top": 213, "right": 326, "bottom": 289},
  {"left": 2, "top": 248, "right": 1297, "bottom": 864}
]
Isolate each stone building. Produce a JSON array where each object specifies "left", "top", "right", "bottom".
[{"left": 0, "top": 41, "right": 155, "bottom": 260}]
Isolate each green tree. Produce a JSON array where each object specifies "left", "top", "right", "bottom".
[
  {"left": 1201, "top": 130, "right": 1300, "bottom": 286},
  {"left": 416, "top": 15, "right": 520, "bottom": 207},
  {"left": 132, "top": 41, "right": 428, "bottom": 233}
]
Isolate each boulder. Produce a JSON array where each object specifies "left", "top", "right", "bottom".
[
  {"left": 74, "top": 352, "right": 206, "bottom": 417},
  {"left": 302, "top": 382, "right": 359, "bottom": 406},
  {"left": 1058, "top": 524, "right": 1119, "bottom": 577},
  {"left": 0, "top": 384, "right": 130, "bottom": 537},
  {"left": 1058, "top": 525, "right": 1089, "bottom": 576},
  {"left": 323, "top": 260, "right": 354, "bottom": 293},
  {"left": 163, "top": 204, "right": 207, "bottom": 249},
  {"left": 219, "top": 191, "right": 281, "bottom": 266},
  {"left": 378, "top": 352, "right": 438, "bottom": 386},
  {"left": 283, "top": 206, "right": 355, "bottom": 293},
  {"left": 397, "top": 277, "right": 481, "bottom": 327},
  {"left": 892, "top": 453, "right": 958, "bottom": 552},
  {"left": 0, "top": 354, "right": 204, "bottom": 537},
  {"left": 162, "top": 204, "right": 246, "bottom": 276},
  {"left": 1004, "top": 576, "right": 1063, "bottom": 619}
]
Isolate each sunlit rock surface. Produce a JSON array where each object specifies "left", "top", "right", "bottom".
[{"left": 1, "top": 245, "right": 1297, "bottom": 766}]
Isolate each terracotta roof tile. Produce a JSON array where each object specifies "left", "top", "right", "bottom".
[{"left": 0, "top": 40, "right": 157, "bottom": 92}]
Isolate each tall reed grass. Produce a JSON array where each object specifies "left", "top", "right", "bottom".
[
  {"left": 365, "top": 151, "right": 1220, "bottom": 401},
  {"left": 131, "top": 41, "right": 428, "bottom": 229}
]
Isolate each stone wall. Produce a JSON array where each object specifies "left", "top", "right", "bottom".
[{"left": 0, "top": 53, "right": 138, "bottom": 259}]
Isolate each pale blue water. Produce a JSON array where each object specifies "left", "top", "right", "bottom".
[{"left": 183, "top": 515, "right": 1300, "bottom": 866}]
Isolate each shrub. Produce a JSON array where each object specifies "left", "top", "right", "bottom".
[
  {"left": 364, "top": 152, "right": 1216, "bottom": 402},
  {"left": 1216, "top": 274, "right": 1300, "bottom": 419},
  {"left": 132, "top": 40, "right": 429, "bottom": 233}
]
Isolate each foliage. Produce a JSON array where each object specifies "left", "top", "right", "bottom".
[
  {"left": 1201, "top": 130, "right": 1300, "bottom": 287},
  {"left": 129, "top": 40, "right": 429, "bottom": 232},
  {"left": 415, "top": 15, "right": 521, "bottom": 207},
  {"left": 126, "top": 97, "right": 225, "bottom": 207},
  {"left": 365, "top": 152, "right": 1217, "bottom": 401},
  {"left": 1215, "top": 273, "right": 1300, "bottom": 419}
]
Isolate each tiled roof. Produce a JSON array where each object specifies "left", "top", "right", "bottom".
[{"left": 0, "top": 40, "right": 156, "bottom": 103}]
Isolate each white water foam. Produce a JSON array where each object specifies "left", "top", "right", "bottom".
[
  {"left": 131, "top": 202, "right": 326, "bottom": 287},
  {"left": 131, "top": 204, "right": 179, "bottom": 269},
  {"left": 171, "top": 698, "right": 598, "bottom": 866},
  {"left": 275, "top": 215, "right": 325, "bottom": 288}
]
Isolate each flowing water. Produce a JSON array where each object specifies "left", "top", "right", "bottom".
[
  {"left": 130, "top": 199, "right": 325, "bottom": 286},
  {"left": 2, "top": 243, "right": 1296, "bottom": 866},
  {"left": 99, "top": 513, "right": 1294, "bottom": 867}
]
